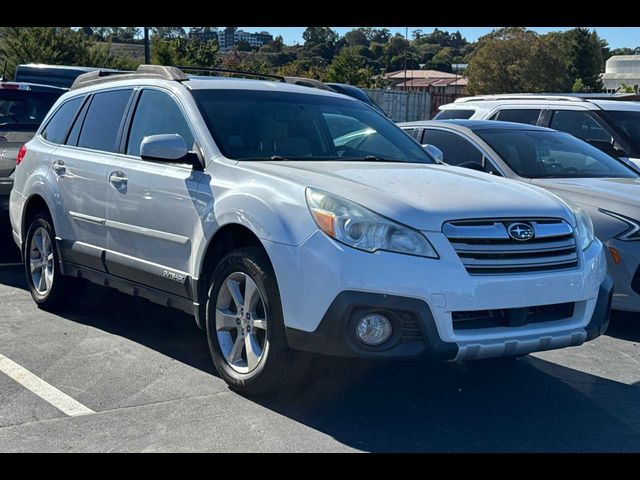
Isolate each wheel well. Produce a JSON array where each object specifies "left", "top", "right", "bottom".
[
  {"left": 22, "top": 195, "right": 50, "bottom": 242},
  {"left": 195, "top": 224, "right": 268, "bottom": 329}
]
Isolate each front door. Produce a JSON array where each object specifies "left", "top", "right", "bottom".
[{"left": 105, "top": 88, "right": 206, "bottom": 298}]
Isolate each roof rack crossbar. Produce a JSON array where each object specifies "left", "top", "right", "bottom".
[{"left": 177, "top": 66, "right": 285, "bottom": 82}]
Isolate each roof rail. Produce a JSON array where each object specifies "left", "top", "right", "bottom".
[
  {"left": 177, "top": 66, "right": 285, "bottom": 82},
  {"left": 454, "top": 94, "right": 587, "bottom": 103},
  {"left": 282, "top": 76, "right": 334, "bottom": 91},
  {"left": 70, "top": 65, "right": 189, "bottom": 90}
]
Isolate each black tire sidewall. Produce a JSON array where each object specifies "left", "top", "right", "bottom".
[
  {"left": 24, "top": 213, "right": 60, "bottom": 305},
  {"left": 205, "top": 248, "right": 282, "bottom": 390}
]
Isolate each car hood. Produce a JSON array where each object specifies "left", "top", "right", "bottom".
[
  {"left": 243, "top": 161, "right": 573, "bottom": 231},
  {"left": 532, "top": 177, "right": 640, "bottom": 216}
]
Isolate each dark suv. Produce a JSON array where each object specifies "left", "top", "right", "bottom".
[{"left": 0, "top": 81, "right": 66, "bottom": 220}]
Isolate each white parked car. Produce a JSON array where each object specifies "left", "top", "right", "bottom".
[
  {"left": 10, "top": 66, "right": 612, "bottom": 395},
  {"left": 435, "top": 94, "right": 640, "bottom": 170}
]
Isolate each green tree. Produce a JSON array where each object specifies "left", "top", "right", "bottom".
[
  {"left": 236, "top": 40, "right": 252, "bottom": 52},
  {"left": 344, "top": 28, "right": 369, "bottom": 47},
  {"left": 617, "top": 82, "right": 636, "bottom": 93},
  {"left": 560, "top": 27, "right": 605, "bottom": 92},
  {"left": 302, "top": 27, "right": 338, "bottom": 48},
  {"left": 466, "top": 27, "right": 569, "bottom": 94},
  {"left": 325, "top": 46, "right": 373, "bottom": 87},
  {"left": 153, "top": 27, "right": 186, "bottom": 39},
  {"left": 0, "top": 27, "right": 135, "bottom": 79},
  {"left": 151, "top": 37, "right": 219, "bottom": 68}
]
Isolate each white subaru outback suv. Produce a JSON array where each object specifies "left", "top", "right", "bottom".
[{"left": 10, "top": 66, "right": 612, "bottom": 395}]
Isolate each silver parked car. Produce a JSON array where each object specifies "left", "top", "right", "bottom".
[{"left": 399, "top": 119, "right": 640, "bottom": 314}]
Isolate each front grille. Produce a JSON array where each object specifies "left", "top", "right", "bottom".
[
  {"left": 452, "top": 302, "right": 575, "bottom": 331},
  {"left": 443, "top": 218, "right": 578, "bottom": 275}
]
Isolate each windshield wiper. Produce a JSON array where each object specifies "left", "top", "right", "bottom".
[
  {"left": 238, "top": 155, "right": 293, "bottom": 161},
  {"left": 341, "top": 156, "right": 398, "bottom": 162}
]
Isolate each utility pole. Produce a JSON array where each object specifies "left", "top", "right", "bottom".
[
  {"left": 404, "top": 26, "right": 408, "bottom": 122},
  {"left": 144, "top": 27, "right": 151, "bottom": 64}
]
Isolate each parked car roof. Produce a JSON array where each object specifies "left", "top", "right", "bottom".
[{"left": 399, "top": 119, "right": 556, "bottom": 132}]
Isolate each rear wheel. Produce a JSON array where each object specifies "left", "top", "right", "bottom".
[
  {"left": 24, "top": 212, "right": 73, "bottom": 310},
  {"left": 205, "top": 247, "right": 309, "bottom": 396}
]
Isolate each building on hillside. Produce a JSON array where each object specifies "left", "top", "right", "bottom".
[
  {"left": 385, "top": 70, "right": 468, "bottom": 96},
  {"left": 602, "top": 55, "right": 640, "bottom": 93},
  {"left": 217, "top": 27, "right": 273, "bottom": 50}
]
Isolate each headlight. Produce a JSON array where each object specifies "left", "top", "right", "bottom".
[
  {"left": 571, "top": 204, "right": 595, "bottom": 251},
  {"left": 305, "top": 188, "right": 438, "bottom": 258},
  {"left": 599, "top": 209, "right": 640, "bottom": 241}
]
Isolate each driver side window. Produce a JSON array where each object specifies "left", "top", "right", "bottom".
[
  {"left": 421, "top": 129, "right": 484, "bottom": 168},
  {"left": 126, "top": 89, "right": 195, "bottom": 157}
]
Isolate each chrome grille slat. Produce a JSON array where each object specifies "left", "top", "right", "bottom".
[
  {"left": 451, "top": 237, "right": 576, "bottom": 254},
  {"left": 444, "top": 218, "right": 578, "bottom": 275}
]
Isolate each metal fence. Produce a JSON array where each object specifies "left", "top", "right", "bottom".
[{"left": 363, "top": 89, "right": 432, "bottom": 122}]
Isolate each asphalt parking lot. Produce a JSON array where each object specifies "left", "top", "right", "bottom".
[{"left": 0, "top": 226, "right": 639, "bottom": 452}]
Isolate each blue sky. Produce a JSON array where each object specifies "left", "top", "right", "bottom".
[{"left": 232, "top": 27, "right": 639, "bottom": 49}]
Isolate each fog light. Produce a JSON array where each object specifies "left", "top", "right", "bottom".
[{"left": 356, "top": 313, "right": 392, "bottom": 346}]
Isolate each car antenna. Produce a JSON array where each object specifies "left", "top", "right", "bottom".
[{"left": 1, "top": 60, "right": 6, "bottom": 82}]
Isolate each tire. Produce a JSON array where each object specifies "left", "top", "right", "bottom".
[
  {"left": 205, "top": 247, "right": 309, "bottom": 396},
  {"left": 23, "top": 211, "right": 73, "bottom": 310}
]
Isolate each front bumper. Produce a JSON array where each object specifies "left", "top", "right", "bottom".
[
  {"left": 264, "top": 229, "right": 608, "bottom": 361},
  {"left": 286, "top": 275, "right": 613, "bottom": 360}
]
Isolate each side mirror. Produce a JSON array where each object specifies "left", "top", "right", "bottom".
[
  {"left": 140, "top": 134, "right": 189, "bottom": 162},
  {"left": 423, "top": 144, "right": 444, "bottom": 162}
]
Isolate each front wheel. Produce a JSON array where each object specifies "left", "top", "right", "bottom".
[{"left": 205, "top": 247, "right": 309, "bottom": 396}]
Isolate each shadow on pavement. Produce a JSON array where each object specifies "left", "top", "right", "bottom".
[
  {"left": 0, "top": 221, "right": 21, "bottom": 264},
  {"left": 608, "top": 311, "right": 640, "bottom": 342},
  {"left": 1, "top": 262, "right": 639, "bottom": 452},
  {"left": 257, "top": 354, "right": 640, "bottom": 452},
  {"left": 0, "top": 265, "right": 217, "bottom": 375}
]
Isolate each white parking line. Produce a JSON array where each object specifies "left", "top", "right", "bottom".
[{"left": 0, "top": 354, "right": 94, "bottom": 417}]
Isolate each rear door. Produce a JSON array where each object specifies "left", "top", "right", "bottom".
[
  {"left": 105, "top": 87, "right": 206, "bottom": 297},
  {"left": 50, "top": 88, "right": 134, "bottom": 271},
  {"left": 544, "top": 107, "right": 630, "bottom": 159}
]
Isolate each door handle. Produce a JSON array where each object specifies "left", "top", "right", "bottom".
[
  {"left": 52, "top": 160, "right": 66, "bottom": 176},
  {"left": 109, "top": 171, "right": 128, "bottom": 191}
]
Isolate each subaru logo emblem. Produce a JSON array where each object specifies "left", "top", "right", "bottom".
[{"left": 508, "top": 223, "right": 534, "bottom": 241}]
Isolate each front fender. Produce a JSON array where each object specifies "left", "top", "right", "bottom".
[{"left": 191, "top": 182, "right": 317, "bottom": 276}]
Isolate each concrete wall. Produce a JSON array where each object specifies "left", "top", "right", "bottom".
[{"left": 364, "top": 89, "right": 432, "bottom": 122}]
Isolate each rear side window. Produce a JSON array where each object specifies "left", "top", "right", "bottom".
[
  {"left": 434, "top": 109, "right": 475, "bottom": 120},
  {"left": 492, "top": 109, "right": 541, "bottom": 125},
  {"left": 126, "top": 89, "right": 195, "bottom": 157},
  {"left": 40, "top": 97, "right": 83, "bottom": 144},
  {"left": 78, "top": 89, "right": 132, "bottom": 153}
]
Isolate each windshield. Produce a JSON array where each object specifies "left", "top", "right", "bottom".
[
  {"left": 603, "top": 110, "right": 640, "bottom": 148},
  {"left": 191, "top": 89, "right": 434, "bottom": 163},
  {"left": 475, "top": 129, "right": 638, "bottom": 179},
  {"left": 0, "top": 89, "right": 61, "bottom": 127}
]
